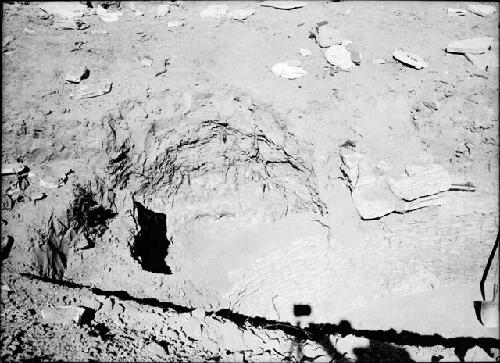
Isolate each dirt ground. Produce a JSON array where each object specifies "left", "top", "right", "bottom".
[{"left": 1, "top": 1, "right": 499, "bottom": 362}]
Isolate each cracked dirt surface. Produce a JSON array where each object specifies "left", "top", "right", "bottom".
[{"left": 1, "top": 1, "right": 499, "bottom": 362}]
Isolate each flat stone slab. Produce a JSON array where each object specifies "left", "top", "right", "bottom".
[
  {"left": 393, "top": 49, "right": 427, "bottom": 69},
  {"left": 467, "top": 4, "right": 496, "bottom": 17},
  {"left": 446, "top": 37, "right": 494, "bottom": 54},
  {"left": 260, "top": 1, "right": 307, "bottom": 10},
  {"left": 40, "top": 305, "right": 86, "bottom": 326}
]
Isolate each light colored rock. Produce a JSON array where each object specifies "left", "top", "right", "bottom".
[
  {"left": 393, "top": 49, "right": 427, "bottom": 69},
  {"left": 41, "top": 305, "right": 86, "bottom": 326},
  {"left": 346, "top": 43, "right": 361, "bottom": 65},
  {"left": 335, "top": 334, "right": 370, "bottom": 359},
  {"left": 2, "top": 163, "right": 27, "bottom": 175},
  {"left": 325, "top": 45, "right": 354, "bottom": 70},
  {"left": 299, "top": 48, "right": 312, "bottom": 57},
  {"left": 53, "top": 19, "right": 89, "bottom": 30},
  {"left": 388, "top": 164, "right": 451, "bottom": 201},
  {"left": 467, "top": 4, "right": 496, "bottom": 17},
  {"left": 70, "top": 80, "right": 112, "bottom": 99},
  {"left": 157, "top": 4, "right": 170, "bottom": 17},
  {"left": 465, "top": 346, "right": 495, "bottom": 362},
  {"left": 200, "top": 4, "right": 228, "bottom": 19},
  {"left": 465, "top": 52, "right": 499, "bottom": 71},
  {"left": 447, "top": 8, "right": 467, "bottom": 16},
  {"left": 313, "top": 23, "right": 342, "bottom": 48},
  {"left": 446, "top": 37, "right": 494, "bottom": 54},
  {"left": 39, "top": 2, "right": 87, "bottom": 19},
  {"left": 146, "top": 341, "right": 167, "bottom": 358},
  {"left": 139, "top": 56, "right": 153, "bottom": 67},
  {"left": 179, "top": 314, "right": 202, "bottom": 339},
  {"left": 352, "top": 178, "right": 399, "bottom": 219},
  {"left": 271, "top": 62, "right": 307, "bottom": 79},
  {"left": 260, "top": 1, "right": 307, "bottom": 10},
  {"left": 215, "top": 321, "right": 245, "bottom": 352},
  {"left": 96, "top": 6, "right": 123, "bottom": 22},
  {"left": 191, "top": 308, "right": 205, "bottom": 319},
  {"left": 228, "top": 7, "right": 255, "bottom": 20},
  {"left": 372, "top": 58, "right": 386, "bottom": 64},
  {"left": 90, "top": 29, "right": 109, "bottom": 35},
  {"left": 65, "top": 67, "right": 89, "bottom": 84},
  {"left": 302, "top": 342, "right": 328, "bottom": 358},
  {"left": 167, "top": 20, "right": 184, "bottom": 27}
]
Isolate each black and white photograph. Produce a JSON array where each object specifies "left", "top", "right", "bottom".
[{"left": 1, "top": 1, "right": 499, "bottom": 361}]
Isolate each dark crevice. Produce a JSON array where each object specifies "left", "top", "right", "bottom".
[
  {"left": 131, "top": 202, "right": 171, "bottom": 274},
  {"left": 20, "top": 273, "right": 500, "bottom": 356}
]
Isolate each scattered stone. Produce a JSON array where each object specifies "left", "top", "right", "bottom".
[
  {"left": 388, "top": 164, "right": 452, "bottom": 201},
  {"left": 1, "top": 284, "right": 12, "bottom": 293},
  {"left": 70, "top": 79, "right": 112, "bottom": 99},
  {"left": 467, "top": 4, "right": 496, "bottom": 17},
  {"left": 96, "top": 6, "right": 124, "bottom": 22},
  {"left": 260, "top": 1, "right": 307, "bottom": 10},
  {"left": 446, "top": 37, "right": 493, "bottom": 54},
  {"left": 139, "top": 56, "right": 153, "bottom": 67},
  {"left": 465, "top": 52, "right": 498, "bottom": 71},
  {"left": 75, "top": 234, "right": 91, "bottom": 250},
  {"left": 271, "top": 62, "right": 307, "bottom": 79},
  {"left": 393, "top": 49, "right": 427, "bottom": 69},
  {"left": 464, "top": 346, "right": 495, "bottom": 362},
  {"left": 40, "top": 305, "right": 86, "bottom": 326},
  {"left": 79, "top": 296, "right": 102, "bottom": 310},
  {"left": 65, "top": 67, "right": 90, "bottom": 84},
  {"left": 447, "top": 8, "right": 467, "bottom": 16},
  {"left": 299, "top": 48, "right": 312, "bottom": 57},
  {"left": 422, "top": 100, "right": 440, "bottom": 111},
  {"left": 90, "top": 29, "right": 109, "bottom": 35},
  {"left": 372, "top": 58, "right": 386, "bottom": 64},
  {"left": 157, "top": 4, "right": 170, "bottom": 17},
  {"left": 228, "top": 7, "right": 255, "bottom": 20},
  {"left": 146, "top": 341, "right": 167, "bottom": 357},
  {"left": 200, "top": 4, "right": 228, "bottom": 19},
  {"left": 1, "top": 195, "right": 14, "bottom": 211},
  {"left": 39, "top": 2, "right": 87, "bottom": 19},
  {"left": 32, "top": 193, "right": 47, "bottom": 203},
  {"left": 335, "top": 334, "right": 370, "bottom": 360},
  {"left": 167, "top": 20, "right": 184, "bottom": 27},
  {"left": 345, "top": 42, "right": 361, "bottom": 65},
  {"left": 53, "top": 19, "right": 89, "bottom": 30},
  {"left": 24, "top": 27, "right": 35, "bottom": 35},
  {"left": 155, "top": 58, "right": 170, "bottom": 76},
  {"left": 191, "top": 308, "right": 205, "bottom": 319},
  {"left": 2, "top": 163, "right": 27, "bottom": 175},
  {"left": 311, "top": 22, "right": 342, "bottom": 48},
  {"left": 325, "top": 45, "right": 354, "bottom": 70}
]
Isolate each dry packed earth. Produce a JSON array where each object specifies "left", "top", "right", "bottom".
[{"left": 1, "top": 1, "right": 499, "bottom": 362}]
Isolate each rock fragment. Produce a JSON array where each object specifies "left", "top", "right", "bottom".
[
  {"left": 299, "top": 48, "right": 312, "bottom": 57},
  {"left": 2, "top": 163, "right": 27, "bottom": 175},
  {"left": 200, "top": 4, "right": 228, "bottom": 19},
  {"left": 447, "top": 8, "right": 467, "bottom": 16},
  {"left": 345, "top": 42, "right": 362, "bottom": 65},
  {"left": 70, "top": 80, "right": 112, "bottom": 99},
  {"left": 260, "top": 1, "right": 307, "bottom": 10},
  {"left": 393, "top": 49, "right": 427, "bottom": 69},
  {"left": 139, "top": 56, "right": 153, "bottom": 67},
  {"left": 96, "top": 6, "right": 124, "bottom": 22},
  {"left": 53, "top": 19, "right": 89, "bottom": 30},
  {"left": 167, "top": 20, "right": 184, "bottom": 27},
  {"left": 388, "top": 164, "right": 452, "bottom": 201},
  {"left": 325, "top": 45, "right": 354, "bottom": 70},
  {"left": 157, "top": 4, "right": 170, "bottom": 17},
  {"left": 39, "top": 2, "right": 87, "bottom": 19},
  {"left": 271, "top": 62, "right": 307, "bottom": 79},
  {"left": 65, "top": 67, "right": 89, "bottom": 84},
  {"left": 446, "top": 37, "right": 493, "bottom": 54},
  {"left": 40, "top": 306, "right": 86, "bottom": 326},
  {"left": 228, "top": 7, "right": 255, "bottom": 20},
  {"left": 311, "top": 22, "right": 342, "bottom": 48},
  {"left": 464, "top": 346, "right": 495, "bottom": 362},
  {"left": 146, "top": 341, "right": 167, "bottom": 358},
  {"left": 372, "top": 58, "right": 386, "bottom": 64},
  {"left": 334, "top": 334, "right": 370, "bottom": 360},
  {"left": 467, "top": 4, "right": 496, "bottom": 17}
]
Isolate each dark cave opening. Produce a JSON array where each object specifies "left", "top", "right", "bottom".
[{"left": 132, "top": 202, "right": 171, "bottom": 274}]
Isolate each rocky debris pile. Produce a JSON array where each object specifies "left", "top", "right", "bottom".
[
  {"left": 102, "top": 89, "right": 326, "bottom": 237},
  {"left": 340, "top": 149, "right": 455, "bottom": 220}
]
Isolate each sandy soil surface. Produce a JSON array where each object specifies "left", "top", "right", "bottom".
[{"left": 1, "top": 1, "right": 499, "bottom": 361}]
